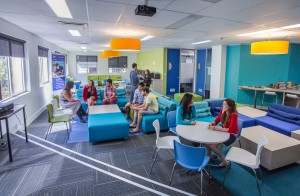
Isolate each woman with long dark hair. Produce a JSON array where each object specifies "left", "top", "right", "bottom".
[
  {"left": 140, "top": 69, "right": 152, "bottom": 87},
  {"left": 206, "top": 98, "right": 238, "bottom": 167},
  {"left": 176, "top": 93, "right": 196, "bottom": 125},
  {"left": 83, "top": 80, "right": 98, "bottom": 113},
  {"left": 59, "top": 81, "right": 87, "bottom": 123}
]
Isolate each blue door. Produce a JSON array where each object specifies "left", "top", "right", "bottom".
[
  {"left": 195, "top": 49, "right": 206, "bottom": 96},
  {"left": 166, "top": 49, "right": 180, "bottom": 95}
]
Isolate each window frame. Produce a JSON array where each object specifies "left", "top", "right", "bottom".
[
  {"left": 76, "top": 55, "right": 98, "bottom": 74},
  {"left": 38, "top": 46, "right": 50, "bottom": 86},
  {"left": 0, "top": 33, "right": 26, "bottom": 102}
]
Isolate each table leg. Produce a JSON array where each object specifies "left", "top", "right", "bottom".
[
  {"left": 282, "top": 92, "right": 286, "bottom": 105},
  {"left": 0, "top": 121, "right": 3, "bottom": 139},
  {"left": 254, "top": 90, "right": 258, "bottom": 108},
  {"left": 5, "top": 119, "right": 12, "bottom": 162},
  {"left": 23, "top": 107, "right": 28, "bottom": 142}
]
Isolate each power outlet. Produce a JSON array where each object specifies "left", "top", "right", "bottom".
[
  {"left": 198, "top": 88, "right": 202, "bottom": 92},
  {"left": 170, "top": 88, "right": 175, "bottom": 92}
]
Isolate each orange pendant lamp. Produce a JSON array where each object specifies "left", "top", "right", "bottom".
[
  {"left": 251, "top": 40, "right": 289, "bottom": 55},
  {"left": 110, "top": 38, "right": 140, "bottom": 51},
  {"left": 99, "top": 50, "right": 121, "bottom": 58}
]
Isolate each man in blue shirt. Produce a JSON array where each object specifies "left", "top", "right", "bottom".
[
  {"left": 124, "top": 82, "right": 144, "bottom": 118},
  {"left": 130, "top": 63, "right": 139, "bottom": 102}
]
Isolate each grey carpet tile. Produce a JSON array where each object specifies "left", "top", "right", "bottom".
[
  {"left": 124, "top": 145, "right": 155, "bottom": 157},
  {"left": 0, "top": 166, "right": 30, "bottom": 196},
  {"left": 110, "top": 149, "right": 130, "bottom": 170},
  {"left": 12, "top": 164, "right": 51, "bottom": 196},
  {"left": 47, "top": 156, "right": 84, "bottom": 172},
  {"left": 131, "top": 135, "right": 156, "bottom": 148},
  {"left": 42, "top": 170, "right": 94, "bottom": 188},
  {"left": 126, "top": 151, "right": 154, "bottom": 167},
  {"left": 91, "top": 140, "right": 129, "bottom": 153},
  {"left": 93, "top": 180, "right": 149, "bottom": 196},
  {"left": 46, "top": 165, "right": 93, "bottom": 179},
  {"left": 94, "top": 171, "right": 116, "bottom": 185}
]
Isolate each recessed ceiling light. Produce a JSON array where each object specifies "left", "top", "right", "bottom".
[
  {"left": 45, "top": 0, "right": 72, "bottom": 19},
  {"left": 141, "top": 35, "right": 154, "bottom": 41},
  {"left": 238, "top": 28, "right": 281, "bottom": 37},
  {"left": 281, "top": 24, "right": 300, "bottom": 30},
  {"left": 81, "top": 46, "right": 87, "bottom": 50},
  {"left": 238, "top": 23, "right": 300, "bottom": 37},
  {"left": 192, "top": 40, "right": 211, "bottom": 45},
  {"left": 68, "top": 30, "right": 81, "bottom": 37}
]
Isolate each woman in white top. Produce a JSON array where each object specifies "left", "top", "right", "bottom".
[{"left": 59, "top": 81, "right": 87, "bottom": 123}]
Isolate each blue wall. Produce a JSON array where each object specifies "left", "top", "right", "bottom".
[
  {"left": 195, "top": 49, "right": 207, "bottom": 96},
  {"left": 288, "top": 43, "right": 300, "bottom": 84},
  {"left": 225, "top": 45, "right": 241, "bottom": 101},
  {"left": 225, "top": 44, "right": 300, "bottom": 106}
]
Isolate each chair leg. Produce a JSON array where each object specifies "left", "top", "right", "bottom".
[
  {"left": 166, "top": 130, "right": 169, "bottom": 135},
  {"left": 275, "top": 94, "right": 278, "bottom": 104},
  {"left": 65, "top": 122, "right": 69, "bottom": 140},
  {"left": 45, "top": 123, "right": 53, "bottom": 140},
  {"left": 259, "top": 167, "right": 264, "bottom": 183},
  {"left": 238, "top": 139, "right": 241, "bottom": 148},
  {"left": 169, "top": 163, "right": 176, "bottom": 185},
  {"left": 151, "top": 147, "right": 157, "bottom": 159},
  {"left": 149, "top": 148, "right": 160, "bottom": 174},
  {"left": 200, "top": 170, "right": 203, "bottom": 195},
  {"left": 222, "top": 161, "right": 231, "bottom": 186},
  {"left": 252, "top": 168, "right": 262, "bottom": 196}
]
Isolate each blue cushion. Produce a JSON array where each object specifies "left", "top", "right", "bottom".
[
  {"left": 159, "top": 104, "right": 168, "bottom": 117},
  {"left": 116, "top": 97, "right": 128, "bottom": 108},
  {"left": 238, "top": 114, "right": 256, "bottom": 128},
  {"left": 255, "top": 116, "right": 300, "bottom": 136},
  {"left": 268, "top": 107, "right": 300, "bottom": 120},
  {"left": 194, "top": 101, "right": 209, "bottom": 109},
  {"left": 196, "top": 116, "right": 215, "bottom": 123},
  {"left": 267, "top": 112, "right": 300, "bottom": 126},
  {"left": 214, "top": 106, "right": 222, "bottom": 111},
  {"left": 270, "top": 103, "right": 300, "bottom": 115},
  {"left": 158, "top": 97, "right": 177, "bottom": 111},
  {"left": 206, "top": 99, "right": 225, "bottom": 116},
  {"left": 196, "top": 107, "right": 211, "bottom": 113},
  {"left": 141, "top": 114, "right": 168, "bottom": 133}
]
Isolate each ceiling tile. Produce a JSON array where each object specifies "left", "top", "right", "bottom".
[
  {"left": 118, "top": 5, "right": 152, "bottom": 25},
  {"left": 144, "top": 10, "right": 189, "bottom": 28},
  {"left": 165, "top": 0, "right": 212, "bottom": 14},
  {"left": 87, "top": 0, "right": 126, "bottom": 22},
  {"left": 129, "top": 0, "right": 174, "bottom": 9}
]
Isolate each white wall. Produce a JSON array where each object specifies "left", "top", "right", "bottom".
[
  {"left": 210, "top": 45, "right": 227, "bottom": 98},
  {"left": 0, "top": 18, "right": 67, "bottom": 133},
  {"left": 68, "top": 51, "right": 137, "bottom": 85}
]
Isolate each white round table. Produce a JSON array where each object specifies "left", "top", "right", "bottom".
[{"left": 176, "top": 121, "right": 230, "bottom": 144}]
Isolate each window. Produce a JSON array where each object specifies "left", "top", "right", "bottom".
[
  {"left": 38, "top": 46, "right": 49, "bottom": 85},
  {"left": 108, "top": 56, "right": 127, "bottom": 74},
  {"left": 0, "top": 34, "right": 26, "bottom": 101},
  {"left": 76, "top": 55, "right": 97, "bottom": 74}
]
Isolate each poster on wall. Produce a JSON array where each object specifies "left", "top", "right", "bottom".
[{"left": 52, "top": 53, "right": 66, "bottom": 91}]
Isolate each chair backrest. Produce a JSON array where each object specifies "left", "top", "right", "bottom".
[
  {"left": 152, "top": 119, "right": 160, "bottom": 144},
  {"left": 53, "top": 95, "right": 60, "bottom": 108},
  {"left": 167, "top": 111, "right": 176, "bottom": 128},
  {"left": 254, "top": 135, "right": 268, "bottom": 168},
  {"left": 46, "top": 104, "right": 54, "bottom": 123},
  {"left": 173, "top": 140, "right": 206, "bottom": 171},
  {"left": 51, "top": 99, "right": 59, "bottom": 114},
  {"left": 237, "top": 119, "right": 243, "bottom": 137}
]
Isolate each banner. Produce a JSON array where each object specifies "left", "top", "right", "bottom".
[{"left": 52, "top": 54, "right": 66, "bottom": 91}]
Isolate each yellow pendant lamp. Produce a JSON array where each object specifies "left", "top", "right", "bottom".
[
  {"left": 251, "top": 40, "right": 289, "bottom": 55},
  {"left": 99, "top": 50, "right": 121, "bottom": 58},
  {"left": 110, "top": 38, "right": 140, "bottom": 51}
]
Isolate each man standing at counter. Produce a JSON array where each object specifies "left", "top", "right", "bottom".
[{"left": 130, "top": 63, "right": 139, "bottom": 102}]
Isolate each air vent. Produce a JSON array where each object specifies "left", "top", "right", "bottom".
[{"left": 58, "top": 21, "right": 88, "bottom": 30}]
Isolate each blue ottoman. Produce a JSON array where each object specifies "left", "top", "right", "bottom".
[
  {"left": 88, "top": 112, "right": 129, "bottom": 142},
  {"left": 238, "top": 113, "right": 256, "bottom": 128}
]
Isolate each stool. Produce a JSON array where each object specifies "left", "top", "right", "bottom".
[
  {"left": 286, "top": 93, "right": 300, "bottom": 108},
  {"left": 261, "top": 91, "right": 277, "bottom": 108}
]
